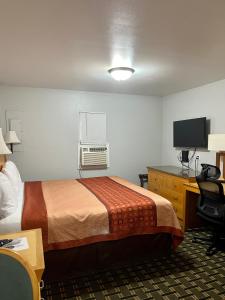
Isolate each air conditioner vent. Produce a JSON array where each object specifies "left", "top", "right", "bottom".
[
  {"left": 89, "top": 147, "right": 107, "bottom": 152},
  {"left": 79, "top": 144, "right": 109, "bottom": 170}
]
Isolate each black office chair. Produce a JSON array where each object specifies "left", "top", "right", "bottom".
[
  {"left": 200, "top": 163, "right": 221, "bottom": 180},
  {"left": 193, "top": 174, "right": 225, "bottom": 255}
]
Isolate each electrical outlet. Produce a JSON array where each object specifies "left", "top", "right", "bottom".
[{"left": 196, "top": 155, "right": 200, "bottom": 160}]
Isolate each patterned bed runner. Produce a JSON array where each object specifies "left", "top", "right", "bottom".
[{"left": 77, "top": 176, "right": 157, "bottom": 235}]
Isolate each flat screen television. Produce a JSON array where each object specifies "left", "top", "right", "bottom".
[{"left": 173, "top": 117, "right": 207, "bottom": 148}]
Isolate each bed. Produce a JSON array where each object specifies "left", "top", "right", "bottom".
[
  {"left": 0, "top": 162, "right": 183, "bottom": 278},
  {"left": 21, "top": 176, "right": 183, "bottom": 250}
]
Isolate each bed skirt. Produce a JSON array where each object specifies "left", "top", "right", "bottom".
[{"left": 44, "top": 233, "right": 172, "bottom": 280}]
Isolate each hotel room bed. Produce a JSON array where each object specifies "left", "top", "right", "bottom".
[
  {"left": 21, "top": 176, "right": 183, "bottom": 251},
  {"left": 0, "top": 169, "right": 183, "bottom": 278}
]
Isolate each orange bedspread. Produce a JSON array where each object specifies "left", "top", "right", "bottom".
[{"left": 22, "top": 176, "right": 183, "bottom": 251}]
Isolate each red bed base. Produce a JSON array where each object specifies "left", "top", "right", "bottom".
[{"left": 44, "top": 233, "right": 172, "bottom": 280}]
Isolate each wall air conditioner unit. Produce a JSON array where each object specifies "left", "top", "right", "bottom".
[{"left": 79, "top": 144, "right": 109, "bottom": 170}]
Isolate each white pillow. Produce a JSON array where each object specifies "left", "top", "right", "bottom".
[
  {"left": 0, "top": 172, "right": 17, "bottom": 220},
  {"left": 2, "top": 161, "right": 22, "bottom": 196}
]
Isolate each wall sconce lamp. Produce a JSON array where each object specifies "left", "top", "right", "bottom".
[
  {"left": 4, "top": 130, "right": 21, "bottom": 153},
  {"left": 208, "top": 134, "right": 225, "bottom": 178},
  {"left": 0, "top": 128, "right": 11, "bottom": 169}
]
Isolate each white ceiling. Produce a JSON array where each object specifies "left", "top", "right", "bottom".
[{"left": 0, "top": 0, "right": 225, "bottom": 96}]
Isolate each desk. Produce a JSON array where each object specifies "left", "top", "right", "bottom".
[
  {"left": 0, "top": 228, "right": 45, "bottom": 283},
  {"left": 184, "top": 182, "right": 200, "bottom": 194},
  {"left": 184, "top": 181, "right": 225, "bottom": 195}
]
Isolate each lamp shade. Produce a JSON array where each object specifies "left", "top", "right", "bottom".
[
  {"left": 4, "top": 131, "right": 21, "bottom": 144},
  {"left": 208, "top": 134, "right": 225, "bottom": 151},
  {"left": 0, "top": 129, "right": 11, "bottom": 154}
]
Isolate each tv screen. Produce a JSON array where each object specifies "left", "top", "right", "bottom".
[{"left": 173, "top": 117, "right": 207, "bottom": 148}]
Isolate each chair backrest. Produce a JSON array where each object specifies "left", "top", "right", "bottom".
[
  {"left": 196, "top": 175, "right": 225, "bottom": 223},
  {"left": 200, "top": 163, "right": 221, "bottom": 180},
  {"left": 0, "top": 248, "right": 39, "bottom": 300}
]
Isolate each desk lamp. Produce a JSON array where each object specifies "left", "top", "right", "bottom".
[{"left": 208, "top": 134, "right": 225, "bottom": 178}]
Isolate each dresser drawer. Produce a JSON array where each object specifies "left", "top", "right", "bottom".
[
  {"left": 172, "top": 203, "right": 183, "bottom": 220},
  {"left": 163, "top": 189, "right": 184, "bottom": 219},
  {"left": 148, "top": 171, "right": 164, "bottom": 186},
  {"left": 169, "top": 191, "right": 183, "bottom": 206},
  {"left": 148, "top": 171, "right": 164, "bottom": 194},
  {"left": 148, "top": 182, "right": 162, "bottom": 196},
  {"left": 164, "top": 176, "right": 185, "bottom": 193},
  {"left": 162, "top": 188, "right": 182, "bottom": 202}
]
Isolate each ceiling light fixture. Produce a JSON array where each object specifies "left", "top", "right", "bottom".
[{"left": 108, "top": 67, "right": 135, "bottom": 81}]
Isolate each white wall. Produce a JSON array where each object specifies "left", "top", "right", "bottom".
[
  {"left": 0, "top": 86, "right": 162, "bottom": 183},
  {"left": 161, "top": 79, "right": 225, "bottom": 169}
]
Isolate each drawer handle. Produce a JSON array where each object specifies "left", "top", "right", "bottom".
[
  {"left": 173, "top": 196, "right": 178, "bottom": 201},
  {"left": 40, "top": 280, "right": 44, "bottom": 289}
]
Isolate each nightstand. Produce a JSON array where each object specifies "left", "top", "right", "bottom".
[{"left": 0, "top": 228, "right": 45, "bottom": 283}]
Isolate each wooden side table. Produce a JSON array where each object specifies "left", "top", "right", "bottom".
[{"left": 0, "top": 228, "right": 45, "bottom": 283}]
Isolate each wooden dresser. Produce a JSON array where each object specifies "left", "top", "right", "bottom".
[{"left": 147, "top": 166, "right": 198, "bottom": 230}]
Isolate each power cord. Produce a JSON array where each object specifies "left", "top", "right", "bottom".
[
  {"left": 177, "top": 152, "right": 189, "bottom": 169},
  {"left": 189, "top": 148, "right": 197, "bottom": 165},
  {"left": 177, "top": 148, "right": 196, "bottom": 170}
]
